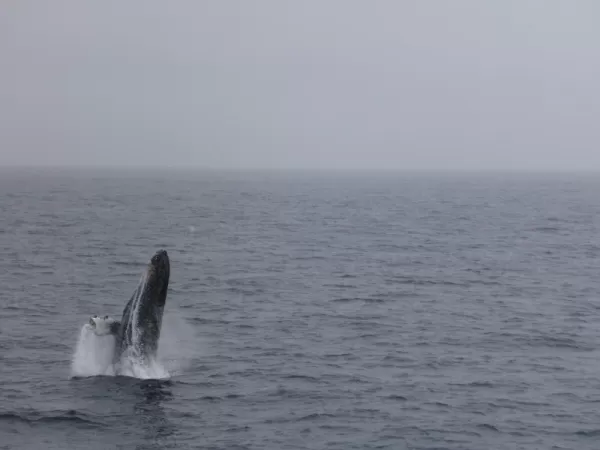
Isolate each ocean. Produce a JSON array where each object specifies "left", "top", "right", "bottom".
[{"left": 1, "top": 168, "right": 600, "bottom": 449}]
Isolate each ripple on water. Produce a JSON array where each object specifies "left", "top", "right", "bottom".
[{"left": 2, "top": 171, "right": 600, "bottom": 449}]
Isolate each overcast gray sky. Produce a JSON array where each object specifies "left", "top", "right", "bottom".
[{"left": 1, "top": 1, "right": 599, "bottom": 171}]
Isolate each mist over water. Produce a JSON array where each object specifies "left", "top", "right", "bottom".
[
  {"left": 157, "top": 312, "right": 199, "bottom": 376},
  {"left": 3, "top": 170, "right": 600, "bottom": 449}
]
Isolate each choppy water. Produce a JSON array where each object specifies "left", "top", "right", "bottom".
[{"left": 1, "top": 169, "right": 600, "bottom": 449}]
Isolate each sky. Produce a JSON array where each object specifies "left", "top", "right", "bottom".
[{"left": 1, "top": 1, "right": 599, "bottom": 171}]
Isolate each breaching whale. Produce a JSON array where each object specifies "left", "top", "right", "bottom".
[{"left": 88, "top": 249, "right": 170, "bottom": 369}]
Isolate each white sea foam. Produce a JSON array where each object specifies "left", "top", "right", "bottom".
[
  {"left": 70, "top": 324, "right": 116, "bottom": 377},
  {"left": 69, "top": 311, "right": 197, "bottom": 380},
  {"left": 117, "top": 347, "right": 170, "bottom": 380}
]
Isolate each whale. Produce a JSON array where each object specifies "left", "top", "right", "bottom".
[{"left": 88, "top": 249, "right": 170, "bottom": 369}]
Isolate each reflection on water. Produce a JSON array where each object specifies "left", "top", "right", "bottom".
[
  {"left": 68, "top": 376, "right": 180, "bottom": 449},
  {"left": 135, "top": 379, "right": 176, "bottom": 450}
]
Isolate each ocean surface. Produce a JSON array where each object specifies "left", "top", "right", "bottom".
[{"left": 1, "top": 169, "right": 600, "bottom": 450}]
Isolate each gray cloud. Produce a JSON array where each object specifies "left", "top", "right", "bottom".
[{"left": 1, "top": 0, "right": 599, "bottom": 170}]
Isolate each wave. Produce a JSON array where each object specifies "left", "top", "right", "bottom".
[{"left": 0, "top": 409, "right": 98, "bottom": 427}]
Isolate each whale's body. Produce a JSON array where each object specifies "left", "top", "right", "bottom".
[{"left": 89, "top": 250, "right": 170, "bottom": 368}]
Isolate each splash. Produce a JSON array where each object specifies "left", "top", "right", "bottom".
[
  {"left": 156, "top": 312, "right": 197, "bottom": 376},
  {"left": 117, "top": 348, "right": 170, "bottom": 380},
  {"left": 70, "top": 324, "right": 116, "bottom": 377},
  {"left": 69, "top": 311, "right": 197, "bottom": 380}
]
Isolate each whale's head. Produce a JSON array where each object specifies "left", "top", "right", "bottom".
[
  {"left": 89, "top": 315, "right": 120, "bottom": 336},
  {"left": 146, "top": 249, "right": 170, "bottom": 307}
]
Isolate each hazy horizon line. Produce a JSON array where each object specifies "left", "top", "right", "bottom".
[{"left": 1, "top": 164, "right": 600, "bottom": 174}]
